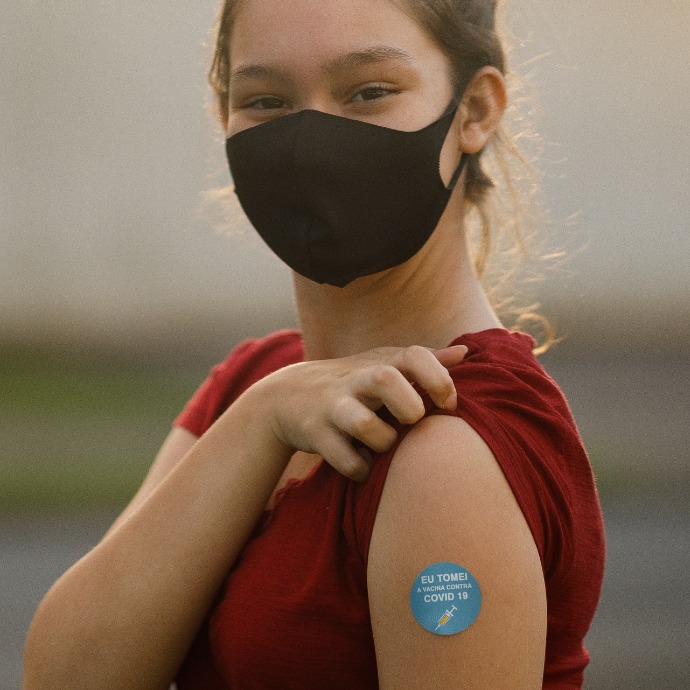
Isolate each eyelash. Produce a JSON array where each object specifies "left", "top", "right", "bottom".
[
  {"left": 244, "top": 96, "right": 286, "bottom": 111},
  {"left": 350, "top": 84, "right": 400, "bottom": 102},
  {"left": 241, "top": 84, "right": 399, "bottom": 111}
]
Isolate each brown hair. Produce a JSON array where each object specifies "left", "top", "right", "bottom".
[{"left": 208, "top": 0, "right": 552, "bottom": 349}]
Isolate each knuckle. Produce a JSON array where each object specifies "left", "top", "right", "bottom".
[
  {"left": 405, "top": 344, "right": 429, "bottom": 360},
  {"left": 396, "top": 344, "right": 427, "bottom": 368},
  {"left": 300, "top": 415, "right": 320, "bottom": 438},
  {"left": 331, "top": 395, "right": 352, "bottom": 419},
  {"left": 350, "top": 414, "right": 371, "bottom": 439},
  {"left": 351, "top": 411, "right": 379, "bottom": 439},
  {"left": 371, "top": 365, "right": 398, "bottom": 388}
]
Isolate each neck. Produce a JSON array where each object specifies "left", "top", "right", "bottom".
[{"left": 293, "top": 219, "right": 502, "bottom": 360}]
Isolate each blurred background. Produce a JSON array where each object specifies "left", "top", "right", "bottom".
[{"left": 1, "top": 0, "right": 688, "bottom": 687}]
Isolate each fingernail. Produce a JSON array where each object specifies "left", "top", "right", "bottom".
[
  {"left": 440, "top": 344, "right": 468, "bottom": 355},
  {"left": 442, "top": 393, "right": 458, "bottom": 410}
]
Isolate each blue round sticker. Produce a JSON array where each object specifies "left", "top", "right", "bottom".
[{"left": 410, "top": 562, "right": 481, "bottom": 635}]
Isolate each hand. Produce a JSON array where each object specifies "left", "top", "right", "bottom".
[{"left": 253, "top": 344, "right": 468, "bottom": 481}]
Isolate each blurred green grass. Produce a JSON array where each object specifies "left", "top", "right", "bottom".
[{"left": 1, "top": 343, "right": 208, "bottom": 511}]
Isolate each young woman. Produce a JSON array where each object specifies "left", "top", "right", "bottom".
[{"left": 24, "top": 0, "right": 605, "bottom": 688}]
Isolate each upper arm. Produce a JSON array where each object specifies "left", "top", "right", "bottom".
[
  {"left": 367, "top": 414, "right": 546, "bottom": 689},
  {"left": 106, "top": 426, "right": 198, "bottom": 535}
]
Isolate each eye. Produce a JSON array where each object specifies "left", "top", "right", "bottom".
[
  {"left": 351, "top": 85, "right": 399, "bottom": 103},
  {"left": 244, "top": 96, "right": 286, "bottom": 110}
]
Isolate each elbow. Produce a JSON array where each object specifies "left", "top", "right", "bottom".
[
  {"left": 23, "top": 579, "right": 116, "bottom": 690},
  {"left": 23, "top": 545, "right": 123, "bottom": 688},
  {"left": 23, "top": 601, "right": 65, "bottom": 689},
  {"left": 23, "top": 581, "right": 177, "bottom": 690},
  {"left": 23, "top": 594, "right": 88, "bottom": 689}
]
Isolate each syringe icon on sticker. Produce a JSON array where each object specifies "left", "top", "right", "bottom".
[{"left": 435, "top": 605, "right": 458, "bottom": 631}]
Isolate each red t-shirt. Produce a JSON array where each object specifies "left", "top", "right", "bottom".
[{"left": 174, "top": 328, "right": 605, "bottom": 689}]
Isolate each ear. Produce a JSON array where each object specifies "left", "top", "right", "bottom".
[{"left": 455, "top": 66, "right": 507, "bottom": 154}]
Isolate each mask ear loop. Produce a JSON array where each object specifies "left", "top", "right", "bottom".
[
  {"left": 446, "top": 153, "right": 468, "bottom": 191},
  {"left": 439, "top": 98, "right": 468, "bottom": 191}
]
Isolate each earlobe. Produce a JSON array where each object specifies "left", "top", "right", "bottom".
[{"left": 456, "top": 66, "right": 508, "bottom": 155}]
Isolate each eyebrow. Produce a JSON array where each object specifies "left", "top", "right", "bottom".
[
  {"left": 229, "top": 46, "right": 414, "bottom": 86},
  {"left": 323, "top": 46, "right": 413, "bottom": 76}
]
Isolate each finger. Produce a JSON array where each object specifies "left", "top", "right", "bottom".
[
  {"left": 392, "top": 345, "right": 461, "bottom": 410},
  {"left": 432, "top": 344, "right": 468, "bottom": 368},
  {"left": 362, "top": 365, "right": 427, "bottom": 425},
  {"left": 330, "top": 397, "right": 398, "bottom": 454},
  {"left": 315, "top": 428, "right": 371, "bottom": 482}
]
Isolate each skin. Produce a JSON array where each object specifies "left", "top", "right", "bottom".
[
  {"left": 227, "top": 0, "right": 505, "bottom": 360},
  {"left": 23, "top": 1, "right": 546, "bottom": 688}
]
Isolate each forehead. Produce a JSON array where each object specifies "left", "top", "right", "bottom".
[{"left": 229, "top": 0, "right": 439, "bottom": 68}]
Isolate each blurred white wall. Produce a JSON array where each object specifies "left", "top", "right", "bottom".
[{"left": 1, "top": 0, "right": 688, "bottom": 352}]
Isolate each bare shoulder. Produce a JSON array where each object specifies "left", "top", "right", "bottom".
[{"left": 368, "top": 414, "right": 546, "bottom": 689}]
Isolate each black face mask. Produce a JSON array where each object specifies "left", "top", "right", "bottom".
[{"left": 226, "top": 103, "right": 466, "bottom": 287}]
